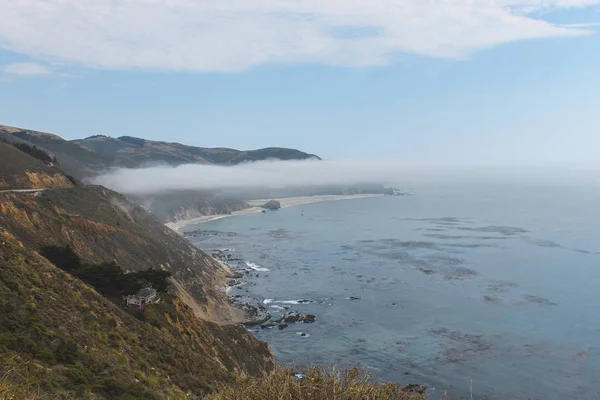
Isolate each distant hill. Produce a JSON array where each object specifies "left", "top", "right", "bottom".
[
  {"left": 0, "top": 123, "right": 323, "bottom": 223},
  {"left": 1, "top": 124, "right": 320, "bottom": 178},
  {"left": 73, "top": 134, "right": 321, "bottom": 166},
  {"left": 0, "top": 125, "right": 133, "bottom": 179}
]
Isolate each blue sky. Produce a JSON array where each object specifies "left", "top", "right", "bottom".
[{"left": 0, "top": 1, "right": 599, "bottom": 164}]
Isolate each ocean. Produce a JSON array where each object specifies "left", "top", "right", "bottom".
[{"left": 183, "top": 182, "right": 600, "bottom": 399}]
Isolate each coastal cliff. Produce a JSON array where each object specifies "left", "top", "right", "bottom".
[{"left": 0, "top": 143, "right": 275, "bottom": 398}]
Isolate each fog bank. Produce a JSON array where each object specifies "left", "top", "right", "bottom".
[{"left": 91, "top": 159, "right": 600, "bottom": 195}]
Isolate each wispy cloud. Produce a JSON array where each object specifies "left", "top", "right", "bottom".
[
  {"left": 1, "top": 62, "right": 52, "bottom": 76},
  {"left": 0, "top": 1, "right": 598, "bottom": 72}
]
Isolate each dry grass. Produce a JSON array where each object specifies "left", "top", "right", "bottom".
[
  {"left": 206, "top": 365, "right": 427, "bottom": 400},
  {"left": 0, "top": 355, "right": 44, "bottom": 400}
]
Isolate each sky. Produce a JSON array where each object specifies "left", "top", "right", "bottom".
[{"left": 0, "top": 0, "right": 599, "bottom": 165}]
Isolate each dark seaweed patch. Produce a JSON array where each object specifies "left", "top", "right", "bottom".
[
  {"left": 456, "top": 226, "right": 528, "bottom": 236},
  {"left": 429, "top": 328, "right": 493, "bottom": 363},
  {"left": 519, "top": 295, "right": 557, "bottom": 306},
  {"left": 486, "top": 281, "right": 518, "bottom": 293},
  {"left": 443, "top": 267, "right": 477, "bottom": 280}
]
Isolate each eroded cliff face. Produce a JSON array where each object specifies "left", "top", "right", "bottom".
[
  {"left": 0, "top": 186, "right": 247, "bottom": 324},
  {"left": 0, "top": 171, "right": 73, "bottom": 190}
]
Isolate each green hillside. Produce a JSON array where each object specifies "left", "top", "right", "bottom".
[{"left": 0, "top": 228, "right": 272, "bottom": 400}]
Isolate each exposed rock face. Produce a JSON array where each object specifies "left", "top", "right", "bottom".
[{"left": 262, "top": 200, "right": 281, "bottom": 210}]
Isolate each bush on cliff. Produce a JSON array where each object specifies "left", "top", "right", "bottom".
[{"left": 206, "top": 365, "right": 427, "bottom": 400}]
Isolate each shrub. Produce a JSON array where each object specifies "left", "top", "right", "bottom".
[
  {"left": 39, "top": 244, "right": 82, "bottom": 273},
  {"left": 37, "top": 347, "right": 56, "bottom": 366},
  {"left": 54, "top": 338, "right": 78, "bottom": 364},
  {"left": 206, "top": 365, "right": 427, "bottom": 400}
]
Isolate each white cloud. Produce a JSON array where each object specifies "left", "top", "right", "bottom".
[
  {"left": 1, "top": 62, "right": 52, "bottom": 76},
  {"left": 0, "top": 0, "right": 598, "bottom": 72}
]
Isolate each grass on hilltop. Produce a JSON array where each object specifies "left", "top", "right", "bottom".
[{"left": 206, "top": 365, "right": 427, "bottom": 400}]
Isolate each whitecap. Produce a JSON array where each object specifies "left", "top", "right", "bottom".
[
  {"left": 245, "top": 261, "right": 270, "bottom": 272},
  {"left": 278, "top": 299, "right": 313, "bottom": 305},
  {"left": 263, "top": 299, "right": 274, "bottom": 304}
]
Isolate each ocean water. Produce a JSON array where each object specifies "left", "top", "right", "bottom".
[{"left": 184, "top": 182, "right": 600, "bottom": 399}]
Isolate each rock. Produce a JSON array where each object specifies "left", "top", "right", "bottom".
[
  {"left": 402, "top": 384, "right": 426, "bottom": 395},
  {"left": 280, "top": 311, "right": 317, "bottom": 324},
  {"left": 349, "top": 296, "right": 361, "bottom": 301},
  {"left": 262, "top": 200, "right": 281, "bottom": 210},
  {"left": 278, "top": 324, "right": 289, "bottom": 330},
  {"left": 297, "top": 299, "right": 313, "bottom": 304},
  {"left": 302, "top": 314, "right": 316, "bottom": 323},
  {"left": 357, "top": 338, "right": 367, "bottom": 343},
  {"left": 283, "top": 312, "right": 301, "bottom": 323}
]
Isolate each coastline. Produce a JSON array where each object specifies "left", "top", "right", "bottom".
[{"left": 165, "top": 193, "right": 384, "bottom": 232}]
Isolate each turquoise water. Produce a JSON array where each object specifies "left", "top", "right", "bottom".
[{"left": 185, "top": 183, "right": 600, "bottom": 399}]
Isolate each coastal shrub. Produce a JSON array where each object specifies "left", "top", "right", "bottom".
[
  {"left": 37, "top": 347, "right": 56, "bottom": 366},
  {"left": 39, "top": 245, "right": 172, "bottom": 300},
  {"left": 206, "top": 365, "right": 427, "bottom": 400},
  {"left": 128, "top": 269, "right": 172, "bottom": 293},
  {"left": 9, "top": 141, "right": 55, "bottom": 165},
  {"left": 54, "top": 338, "right": 78, "bottom": 364},
  {"left": 39, "top": 244, "right": 82, "bottom": 273}
]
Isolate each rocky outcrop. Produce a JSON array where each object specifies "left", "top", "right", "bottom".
[{"left": 262, "top": 199, "right": 281, "bottom": 210}]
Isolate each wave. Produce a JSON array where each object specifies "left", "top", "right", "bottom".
[{"left": 245, "top": 261, "right": 270, "bottom": 272}]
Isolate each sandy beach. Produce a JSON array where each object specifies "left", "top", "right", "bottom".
[{"left": 165, "top": 193, "right": 383, "bottom": 231}]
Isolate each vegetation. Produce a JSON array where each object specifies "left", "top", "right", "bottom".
[
  {"left": 12, "top": 142, "right": 56, "bottom": 166},
  {"left": 206, "top": 366, "right": 426, "bottom": 400},
  {"left": 39, "top": 244, "right": 172, "bottom": 299},
  {"left": 0, "top": 142, "right": 74, "bottom": 190},
  {"left": 0, "top": 186, "right": 235, "bottom": 321},
  {"left": 0, "top": 229, "right": 273, "bottom": 399},
  {"left": 117, "top": 136, "right": 146, "bottom": 147}
]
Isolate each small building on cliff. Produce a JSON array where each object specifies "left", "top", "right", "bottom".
[{"left": 124, "top": 287, "right": 157, "bottom": 309}]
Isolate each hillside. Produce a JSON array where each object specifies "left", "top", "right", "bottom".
[
  {"left": 0, "top": 186, "right": 246, "bottom": 323},
  {"left": 0, "top": 125, "right": 132, "bottom": 180},
  {"left": 0, "top": 142, "right": 75, "bottom": 190},
  {"left": 0, "top": 228, "right": 273, "bottom": 399},
  {"left": 1, "top": 124, "right": 321, "bottom": 222},
  {"left": 133, "top": 190, "right": 250, "bottom": 222},
  {"left": 73, "top": 135, "right": 321, "bottom": 166}
]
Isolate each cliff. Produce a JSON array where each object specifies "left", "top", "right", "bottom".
[
  {"left": 0, "top": 186, "right": 245, "bottom": 324},
  {"left": 0, "top": 229, "right": 273, "bottom": 399}
]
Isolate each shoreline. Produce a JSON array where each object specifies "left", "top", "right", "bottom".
[{"left": 165, "top": 193, "right": 384, "bottom": 231}]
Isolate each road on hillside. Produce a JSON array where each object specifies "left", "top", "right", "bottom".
[{"left": 0, "top": 188, "right": 46, "bottom": 193}]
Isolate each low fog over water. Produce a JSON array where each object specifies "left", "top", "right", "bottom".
[{"left": 92, "top": 159, "right": 600, "bottom": 195}]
